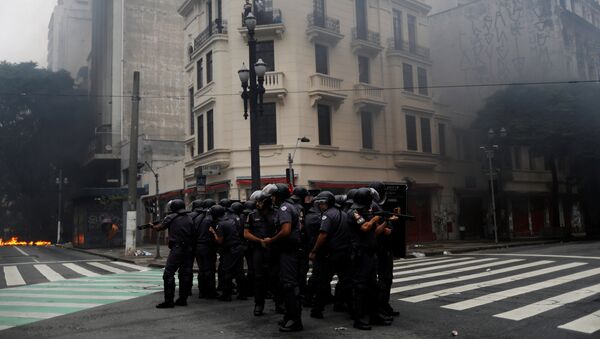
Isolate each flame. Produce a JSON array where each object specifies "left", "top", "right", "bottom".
[{"left": 0, "top": 237, "right": 52, "bottom": 247}]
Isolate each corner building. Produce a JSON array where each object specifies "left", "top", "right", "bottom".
[{"left": 179, "top": 0, "right": 469, "bottom": 243}]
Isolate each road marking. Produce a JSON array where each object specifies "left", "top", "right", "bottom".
[
  {"left": 10, "top": 287, "right": 155, "bottom": 293},
  {"left": 495, "top": 283, "right": 600, "bottom": 321},
  {"left": 0, "top": 292, "right": 133, "bottom": 300},
  {"left": 0, "top": 259, "right": 109, "bottom": 267},
  {"left": 558, "top": 309, "right": 600, "bottom": 334},
  {"left": 393, "top": 257, "right": 454, "bottom": 266},
  {"left": 393, "top": 259, "right": 523, "bottom": 283},
  {"left": 0, "top": 301, "right": 101, "bottom": 308},
  {"left": 393, "top": 258, "right": 496, "bottom": 277},
  {"left": 0, "top": 325, "right": 12, "bottom": 330},
  {"left": 54, "top": 277, "right": 162, "bottom": 283},
  {"left": 468, "top": 253, "right": 600, "bottom": 260},
  {"left": 109, "top": 261, "right": 150, "bottom": 271},
  {"left": 62, "top": 263, "right": 100, "bottom": 277},
  {"left": 399, "top": 262, "right": 585, "bottom": 303},
  {"left": 3, "top": 266, "right": 26, "bottom": 286},
  {"left": 34, "top": 264, "right": 65, "bottom": 282},
  {"left": 443, "top": 268, "right": 600, "bottom": 310},
  {"left": 36, "top": 283, "right": 161, "bottom": 288},
  {"left": 86, "top": 262, "right": 126, "bottom": 274},
  {"left": 391, "top": 260, "right": 553, "bottom": 294},
  {"left": 0, "top": 311, "right": 63, "bottom": 319},
  {"left": 393, "top": 257, "right": 473, "bottom": 270},
  {"left": 12, "top": 247, "right": 39, "bottom": 263}
]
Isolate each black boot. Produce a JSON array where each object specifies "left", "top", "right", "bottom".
[
  {"left": 279, "top": 319, "right": 303, "bottom": 332},
  {"left": 254, "top": 303, "right": 265, "bottom": 316},
  {"left": 156, "top": 301, "right": 174, "bottom": 308},
  {"left": 174, "top": 298, "right": 188, "bottom": 306}
]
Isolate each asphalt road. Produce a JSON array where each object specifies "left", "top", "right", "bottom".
[{"left": 1, "top": 242, "right": 599, "bottom": 338}]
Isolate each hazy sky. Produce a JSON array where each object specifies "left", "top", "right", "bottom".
[{"left": 0, "top": 0, "right": 57, "bottom": 67}]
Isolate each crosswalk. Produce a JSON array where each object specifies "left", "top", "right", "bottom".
[{"left": 390, "top": 255, "right": 600, "bottom": 335}]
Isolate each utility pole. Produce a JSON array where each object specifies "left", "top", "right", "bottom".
[
  {"left": 55, "top": 169, "right": 68, "bottom": 244},
  {"left": 126, "top": 72, "right": 140, "bottom": 256}
]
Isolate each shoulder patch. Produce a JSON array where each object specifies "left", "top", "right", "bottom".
[
  {"left": 281, "top": 206, "right": 287, "bottom": 211},
  {"left": 321, "top": 215, "right": 327, "bottom": 220}
]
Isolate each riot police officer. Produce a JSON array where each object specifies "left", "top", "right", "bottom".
[
  {"left": 290, "top": 187, "right": 309, "bottom": 304},
  {"left": 195, "top": 199, "right": 219, "bottom": 299},
  {"left": 187, "top": 199, "right": 204, "bottom": 297},
  {"left": 153, "top": 199, "right": 194, "bottom": 308},
  {"left": 228, "top": 201, "right": 250, "bottom": 299},
  {"left": 262, "top": 183, "right": 303, "bottom": 332},
  {"left": 303, "top": 193, "right": 322, "bottom": 308}
]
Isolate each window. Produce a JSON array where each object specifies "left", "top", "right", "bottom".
[
  {"left": 314, "top": 0, "right": 326, "bottom": 26},
  {"left": 406, "top": 115, "right": 417, "bottom": 151},
  {"left": 197, "top": 115, "right": 204, "bottom": 154},
  {"left": 317, "top": 104, "right": 331, "bottom": 146},
  {"left": 258, "top": 103, "right": 277, "bottom": 145},
  {"left": 393, "top": 9, "right": 402, "bottom": 49},
  {"left": 361, "top": 111, "right": 373, "bottom": 149},
  {"left": 189, "top": 87, "right": 195, "bottom": 134},
  {"left": 206, "top": 51, "right": 213, "bottom": 83},
  {"left": 355, "top": 0, "right": 368, "bottom": 39},
  {"left": 417, "top": 67, "right": 428, "bottom": 96},
  {"left": 207, "top": 0, "right": 213, "bottom": 30},
  {"left": 197, "top": 58, "right": 203, "bottom": 90},
  {"left": 257, "top": 41, "right": 275, "bottom": 71},
  {"left": 358, "top": 56, "right": 370, "bottom": 83},
  {"left": 403, "top": 63, "right": 414, "bottom": 92},
  {"left": 207, "top": 110, "right": 214, "bottom": 151},
  {"left": 421, "top": 118, "right": 431, "bottom": 153},
  {"left": 408, "top": 14, "right": 416, "bottom": 52},
  {"left": 315, "top": 44, "right": 328, "bottom": 74},
  {"left": 438, "top": 123, "right": 446, "bottom": 156}
]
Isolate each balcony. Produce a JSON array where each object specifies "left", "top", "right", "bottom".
[
  {"left": 263, "top": 71, "right": 287, "bottom": 103},
  {"left": 351, "top": 28, "right": 383, "bottom": 56},
  {"left": 353, "top": 83, "right": 386, "bottom": 113},
  {"left": 306, "top": 13, "right": 343, "bottom": 46},
  {"left": 308, "top": 73, "right": 347, "bottom": 108},
  {"left": 83, "top": 124, "right": 119, "bottom": 165},
  {"left": 387, "top": 38, "right": 430, "bottom": 62},
  {"left": 239, "top": 9, "right": 285, "bottom": 40},
  {"left": 190, "top": 20, "right": 228, "bottom": 58}
]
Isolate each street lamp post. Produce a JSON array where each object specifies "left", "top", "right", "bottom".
[
  {"left": 144, "top": 161, "right": 161, "bottom": 259},
  {"left": 239, "top": 4, "right": 267, "bottom": 192},
  {"left": 287, "top": 137, "right": 310, "bottom": 187},
  {"left": 480, "top": 127, "right": 507, "bottom": 244},
  {"left": 55, "top": 169, "right": 68, "bottom": 244}
]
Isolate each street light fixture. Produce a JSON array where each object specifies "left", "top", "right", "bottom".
[
  {"left": 480, "top": 127, "right": 508, "bottom": 244},
  {"left": 287, "top": 137, "right": 311, "bottom": 187},
  {"left": 55, "top": 170, "right": 68, "bottom": 244},
  {"left": 239, "top": 4, "right": 267, "bottom": 192},
  {"left": 144, "top": 161, "right": 161, "bottom": 259}
]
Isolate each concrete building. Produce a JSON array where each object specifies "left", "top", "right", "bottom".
[
  {"left": 177, "top": 0, "right": 480, "bottom": 243},
  {"left": 73, "top": 0, "right": 187, "bottom": 248},
  {"left": 47, "top": 0, "right": 92, "bottom": 86},
  {"left": 428, "top": 0, "right": 599, "bottom": 238}
]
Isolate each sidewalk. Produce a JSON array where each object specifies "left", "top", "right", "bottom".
[{"left": 59, "top": 239, "right": 563, "bottom": 268}]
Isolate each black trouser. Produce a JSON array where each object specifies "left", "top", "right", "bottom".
[
  {"left": 220, "top": 246, "right": 245, "bottom": 298},
  {"left": 280, "top": 249, "right": 302, "bottom": 322},
  {"left": 351, "top": 247, "right": 377, "bottom": 323},
  {"left": 298, "top": 231, "right": 310, "bottom": 300},
  {"left": 312, "top": 249, "right": 352, "bottom": 314},
  {"left": 163, "top": 244, "right": 194, "bottom": 302},
  {"left": 377, "top": 247, "right": 394, "bottom": 313},
  {"left": 196, "top": 244, "right": 217, "bottom": 297},
  {"left": 242, "top": 242, "right": 254, "bottom": 297},
  {"left": 252, "top": 244, "right": 281, "bottom": 306}
]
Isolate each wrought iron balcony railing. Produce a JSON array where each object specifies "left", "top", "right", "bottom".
[
  {"left": 193, "top": 20, "right": 228, "bottom": 51},
  {"left": 351, "top": 27, "right": 381, "bottom": 45},
  {"left": 387, "top": 38, "right": 430, "bottom": 59},
  {"left": 241, "top": 8, "right": 282, "bottom": 26},
  {"left": 307, "top": 13, "right": 340, "bottom": 34}
]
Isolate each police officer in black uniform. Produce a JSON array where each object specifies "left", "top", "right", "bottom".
[
  {"left": 195, "top": 199, "right": 219, "bottom": 299},
  {"left": 347, "top": 188, "right": 391, "bottom": 329},
  {"left": 262, "top": 183, "right": 304, "bottom": 332},
  {"left": 303, "top": 193, "right": 321, "bottom": 308},
  {"left": 308, "top": 191, "right": 352, "bottom": 319},
  {"left": 153, "top": 199, "right": 194, "bottom": 308},
  {"left": 290, "top": 187, "right": 309, "bottom": 304},
  {"left": 209, "top": 205, "right": 246, "bottom": 302},
  {"left": 228, "top": 201, "right": 249, "bottom": 300},
  {"left": 187, "top": 199, "right": 204, "bottom": 297}
]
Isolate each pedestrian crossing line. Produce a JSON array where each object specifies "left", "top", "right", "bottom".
[
  {"left": 110, "top": 261, "right": 151, "bottom": 271},
  {"left": 393, "top": 256, "right": 455, "bottom": 266},
  {"left": 0, "top": 292, "right": 134, "bottom": 300},
  {"left": 0, "top": 301, "right": 102, "bottom": 308},
  {"left": 3, "top": 266, "right": 25, "bottom": 286},
  {"left": 0, "top": 259, "right": 109, "bottom": 267},
  {"left": 392, "top": 259, "right": 524, "bottom": 284},
  {"left": 0, "top": 311, "right": 62, "bottom": 319},
  {"left": 33, "top": 264, "right": 65, "bottom": 282},
  {"left": 391, "top": 260, "right": 554, "bottom": 294},
  {"left": 393, "top": 258, "right": 497, "bottom": 277},
  {"left": 0, "top": 326, "right": 12, "bottom": 330},
  {"left": 35, "top": 282, "right": 162, "bottom": 288},
  {"left": 393, "top": 257, "right": 474, "bottom": 270},
  {"left": 558, "top": 309, "right": 600, "bottom": 334},
  {"left": 8, "top": 287, "right": 159, "bottom": 293},
  {"left": 443, "top": 268, "right": 600, "bottom": 311},
  {"left": 494, "top": 283, "right": 600, "bottom": 321},
  {"left": 399, "top": 262, "right": 586, "bottom": 303},
  {"left": 86, "top": 262, "right": 127, "bottom": 274},
  {"left": 0, "top": 305, "right": 91, "bottom": 315},
  {"left": 62, "top": 263, "right": 100, "bottom": 277}
]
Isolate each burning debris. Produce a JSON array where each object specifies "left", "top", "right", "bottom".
[{"left": 0, "top": 237, "right": 52, "bottom": 247}]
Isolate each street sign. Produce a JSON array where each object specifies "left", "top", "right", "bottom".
[{"left": 202, "top": 165, "right": 221, "bottom": 176}]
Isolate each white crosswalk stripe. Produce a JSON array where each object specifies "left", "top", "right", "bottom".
[
  {"left": 34, "top": 264, "right": 65, "bottom": 282},
  {"left": 86, "top": 262, "right": 127, "bottom": 274},
  {"left": 393, "top": 257, "right": 471, "bottom": 269},
  {"left": 393, "top": 258, "right": 515, "bottom": 282},
  {"left": 0, "top": 292, "right": 134, "bottom": 300},
  {"left": 3, "top": 266, "right": 25, "bottom": 286},
  {"left": 110, "top": 261, "right": 150, "bottom": 271},
  {"left": 62, "top": 263, "right": 100, "bottom": 277},
  {"left": 0, "top": 311, "right": 63, "bottom": 319},
  {"left": 393, "top": 256, "right": 454, "bottom": 266},
  {"left": 0, "top": 301, "right": 101, "bottom": 308},
  {"left": 393, "top": 258, "right": 496, "bottom": 276},
  {"left": 558, "top": 310, "right": 600, "bottom": 334}
]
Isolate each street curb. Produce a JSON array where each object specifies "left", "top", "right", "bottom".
[
  {"left": 405, "top": 240, "right": 563, "bottom": 258},
  {"left": 55, "top": 244, "right": 138, "bottom": 264}
]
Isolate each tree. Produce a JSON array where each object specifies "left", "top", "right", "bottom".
[
  {"left": 0, "top": 62, "right": 92, "bottom": 240},
  {"left": 475, "top": 84, "right": 600, "bottom": 238}
]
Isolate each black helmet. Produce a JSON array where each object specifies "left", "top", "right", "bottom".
[
  {"left": 203, "top": 199, "right": 216, "bottom": 211},
  {"left": 369, "top": 182, "right": 386, "bottom": 204},
  {"left": 291, "top": 187, "right": 308, "bottom": 202},
  {"left": 346, "top": 188, "right": 358, "bottom": 205},
  {"left": 351, "top": 188, "right": 373, "bottom": 209},
  {"left": 334, "top": 194, "right": 347, "bottom": 207},
  {"left": 249, "top": 190, "right": 267, "bottom": 202},
  {"left": 313, "top": 191, "right": 335, "bottom": 207},
  {"left": 229, "top": 202, "right": 244, "bottom": 215},
  {"left": 219, "top": 199, "right": 232, "bottom": 208},
  {"left": 243, "top": 200, "right": 256, "bottom": 213},
  {"left": 191, "top": 199, "right": 204, "bottom": 212},
  {"left": 209, "top": 205, "right": 226, "bottom": 219},
  {"left": 168, "top": 199, "right": 186, "bottom": 214},
  {"left": 263, "top": 183, "right": 290, "bottom": 201}
]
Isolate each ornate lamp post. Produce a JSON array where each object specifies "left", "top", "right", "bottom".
[{"left": 480, "top": 127, "right": 507, "bottom": 243}]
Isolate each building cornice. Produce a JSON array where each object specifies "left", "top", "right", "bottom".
[
  {"left": 177, "top": 0, "right": 195, "bottom": 17},
  {"left": 391, "top": 0, "right": 432, "bottom": 15}
]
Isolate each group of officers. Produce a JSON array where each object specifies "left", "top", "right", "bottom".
[{"left": 152, "top": 181, "right": 402, "bottom": 332}]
